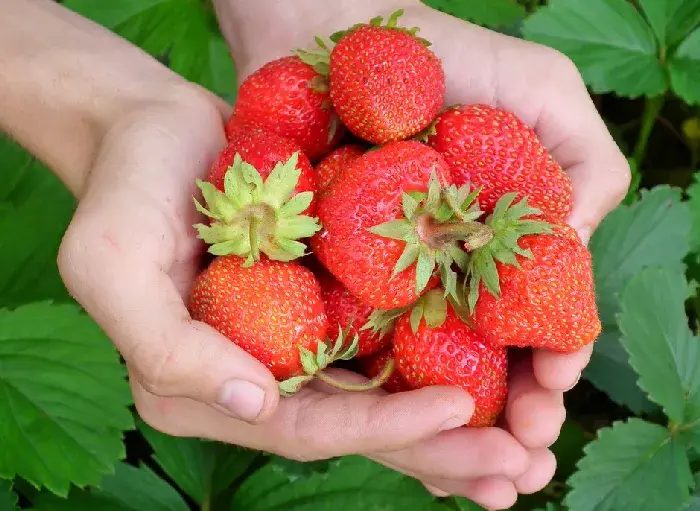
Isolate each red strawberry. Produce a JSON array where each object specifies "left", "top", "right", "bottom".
[
  {"left": 193, "top": 128, "right": 321, "bottom": 265},
  {"left": 188, "top": 257, "right": 328, "bottom": 381},
  {"left": 318, "top": 272, "right": 391, "bottom": 357},
  {"left": 357, "top": 347, "right": 412, "bottom": 394},
  {"left": 466, "top": 195, "right": 600, "bottom": 352},
  {"left": 300, "top": 10, "right": 444, "bottom": 145},
  {"left": 209, "top": 128, "right": 317, "bottom": 215},
  {"left": 427, "top": 104, "right": 573, "bottom": 222},
  {"left": 392, "top": 293, "right": 508, "bottom": 428},
  {"left": 226, "top": 56, "right": 344, "bottom": 161},
  {"left": 316, "top": 144, "right": 365, "bottom": 192},
  {"left": 312, "top": 140, "right": 492, "bottom": 309}
]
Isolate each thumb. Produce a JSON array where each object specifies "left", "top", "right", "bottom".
[{"left": 58, "top": 220, "right": 280, "bottom": 423}]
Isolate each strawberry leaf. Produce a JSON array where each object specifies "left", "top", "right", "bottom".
[
  {"left": 523, "top": 0, "right": 667, "bottom": 98},
  {"left": 585, "top": 186, "right": 691, "bottom": 413},
  {"left": 0, "top": 303, "right": 133, "bottom": 496},
  {"left": 0, "top": 136, "right": 75, "bottom": 308},
  {"left": 231, "top": 455, "right": 443, "bottom": 510},
  {"left": 63, "top": 0, "right": 237, "bottom": 100},
  {"left": 618, "top": 268, "right": 700, "bottom": 430},
  {"left": 669, "top": 28, "right": 700, "bottom": 105},
  {"left": 421, "top": 0, "right": 525, "bottom": 29},
  {"left": 32, "top": 463, "right": 188, "bottom": 511},
  {"left": 0, "top": 480, "right": 19, "bottom": 511},
  {"left": 564, "top": 419, "right": 692, "bottom": 511},
  {"left": 688, "top": 173, "right": 700, "bottom": 255},
  {"left": 637, "top": 0, "right": 700, "bottom": 47},
  {"left": 138, "top": 420, "right": 260, "bottom": 505}
]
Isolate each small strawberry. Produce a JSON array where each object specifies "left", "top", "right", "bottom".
[
  {"left": 226, "top": 56, "right": 344, "bottom": 161},
  {"left": 427, "top": 104, "right": 573, "bottom": 222},
  {"left": 392, "top": 290, "right": 508, "bottom": 428},
  {"left": 466, "top": 194, "right": 601, "bottom": 352},
  {"left": 315, "top": 144, "right": 365, "bottom": 192},
  {"left": 318, "top": 271, "right": 391, "bottom": 357},
  {"left": 193, "top": 128, "right": 321, "bottom": 265},
  {"left": 298, "top": 10, "right": 444, "bottom": 145},
  {"left": 312, "top": 140, "right": 492, "bottom": 309},
  {"left": 357, "top": 347, "right": 412, "bottom": 394}
]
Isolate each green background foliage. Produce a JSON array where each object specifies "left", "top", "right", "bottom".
[{"left": 1, "top": 0, "right": 700, "bottom": 509}]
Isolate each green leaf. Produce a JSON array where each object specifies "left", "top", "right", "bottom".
[
  {"left": 454, "top": 496, "right": 486, "bottom": 510},
  {"left": 139, "top": 420, "right": 260, "bottom": 505},
  {"left": 0, "top": 479, "right": 19, "bottom": 511},
  {"left": 231, "top": 455, "right": 443, "bottom": 510},
  {"left": 550, "top": 421, "right": 590, "bottom": 480},
  {"left": 618, "top": 268, "right": 700, "bottom": 427},
  {"left": 523, "top": 0, "right": 667, "bottom": 98},
  {"left": 638, "top": 0, "right": 700, "bottom": 47},
  {"left": 689, "top": 172, "right": 700, "bottom": 255},
  {"left": 565, "top": 419, "right": 693, "bottom": 511},
  {"left": 0, "top": 136, "right": 76, "bottom": 307},
  {"left": 670, "top": 28, "right": 700, "bottom": 105},
  {"left": 32, "top": 463, "right": 189, "bottom": 511},
  {"left": 63, "top": 0, "right": 237, "bottom": 99},
  {"left": 585, "top": 186, "right": 691, "bottom": 411},
  {"left": 0, "top": 303, "right": 133, "bottom": 496},
  {"left": 421, "top": 0, "right": 525, "bottom": 28}
]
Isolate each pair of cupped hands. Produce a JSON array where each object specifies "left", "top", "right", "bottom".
[{"left": 57, "top": 2, "right": 630, "bottom": 509}]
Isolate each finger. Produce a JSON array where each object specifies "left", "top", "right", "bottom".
[
  {"left": 58, "top": 121, "right": 279, "bottom": 423},
  {"left": 533, "top": 344, "right": 593, "bottom": 391},
  {"left": 373, "top": 426, "right": 530, "bottom": 481},
  {"left": 505, "top": 357, "right": 566, "bottom": 449},
  {"left": 513, "top": 448, "right": 557, "bottom": 495},
  {"left": 454, "top": 477, "right": 518, "bottom": 511}
]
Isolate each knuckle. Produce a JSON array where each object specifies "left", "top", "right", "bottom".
[
  {"left": 548, "top": 49, "right": 583, "bottom": 83},
  {"left": 130, "top": 340, "right": 181, "bottom": 397}
]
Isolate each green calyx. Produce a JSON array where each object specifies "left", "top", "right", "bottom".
[
  {"left": 367, "top": 170, "right": 493, "bottom": 304},
  {"left": 193, "top": 152, "right": 321, "bottom": 267},
  {"left": 294, "top": 36, "right": 332, "bottom": 77},
  {"left": 278, "top": 326, "right": 368, "bottom": 396},
  {"left": 365, "top": 286, "right": 473, "bottom": 336},
  {"left": 464, "top": 192, "right": 555, "bottom": 311},
  {"left": 330, "top": 9, "right": 431, "bottom": 46}
]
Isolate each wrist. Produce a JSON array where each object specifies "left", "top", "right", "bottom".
[{"left": 214, "top": 0, "right": 418, "bottom": 79}]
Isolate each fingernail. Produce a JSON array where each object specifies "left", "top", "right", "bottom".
[
  {"left": 440, "top": 416, "right": 467, "bottom": 431},
  {"left": 218, "top": 379, "right": 265, "bottom": 421},
  {"left": 565, "top": 371, "right": 582, "bottom": 392},
  {"left": 576, "top": 226, "right": 593, "bottom": 247}
]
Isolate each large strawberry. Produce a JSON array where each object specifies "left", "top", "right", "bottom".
[
  {"left": 193, "top": 128, "right": 321, "bottom": 265},
  {"left": 392, "top": 290, "right": 508, "bottom": 428},
  {"left": 312, "top": 140, "right": 493, "bottom": 309},
  {"left": 315, "top": 144, "right": 365, "bottom": 192},
  {"left": 466, "top": 194, "right": 601, "bottom": 352},
  {"left": 298, "top": 10, "right": 444, "bottom": 144},
  {"left": 357, "top": 347, "right": 412, "bottom": 394},
  {"left": 226, "top": 56, "right": 344, "bottom": 161},
  {"left": 427, "top": 104, "right": 573, "bottom": 222},
  {"left": 318, "top": 271, "right": 391, "bottom": 357}
]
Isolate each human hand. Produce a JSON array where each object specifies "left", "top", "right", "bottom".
[{"left": 214, "top": 0, "right": 630, "bottom": 507}]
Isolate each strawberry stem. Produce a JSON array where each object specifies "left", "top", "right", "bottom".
[
  {"left": 315, "top": 358, "right": 396, "bottom": 392},
  {"left": 418, "top": 217, "right": 493, "bottom": 251}
]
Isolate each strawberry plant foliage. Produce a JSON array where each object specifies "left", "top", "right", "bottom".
[
  {"left": 420, "top": 0, "right": 525, "bottom": 28},
  {"left": 584, "top": 186, "right": 691, "bottom": 411},
  {"left": 0, "top": 303, "right": 133, "bottom": 496},
  {"left": 63, "top": 0, "right": 237, "bottom": 100},
  {"left": 231, "top": 456, "right": 446, "bottom": 511},
  {"left": 619, "top": 268, "right": 700, "bottom": 429},
  {"left": 565, "top": 419, "right": 693, "bottom": 511},
  {"left": 32, "top": 463, "right": 189, "bottom": 511},
  {"left": 523, "top": 0, "right": 667, "bottom": 98},
  {"left": 637, "top": 0, "right": 700, "bottom": 47},
  {"left": 669, "top": 28, "right": 700, "bottom": 105},
  {"left": 688, "top": 172, "right": 700, "bottom": 255},
  {"left": 0, "top": 136, "right": 75, "bottom": 308},
  {"left": 139, "top": 420, "right": 261, "bottom": 505},
  {"left": 0, "top": 480, "right": 19, "bottom": 511}
]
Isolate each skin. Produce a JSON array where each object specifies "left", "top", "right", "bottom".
[{"left": 1, "top": 1, "right": 629, "bottom": 509}]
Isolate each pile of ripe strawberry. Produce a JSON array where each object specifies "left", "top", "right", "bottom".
[{"left": 188, "top": 10, "right": 601, "bottom": 428}]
